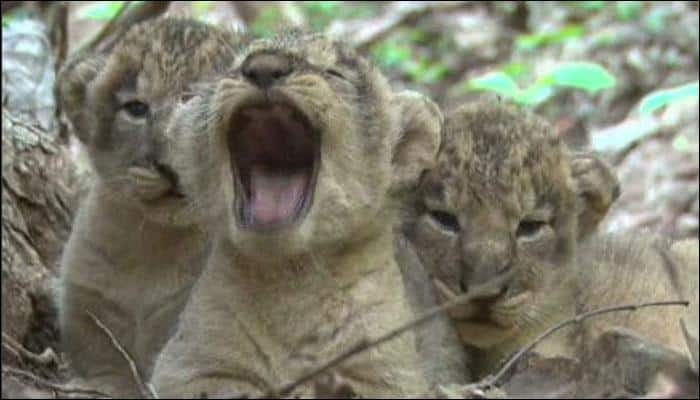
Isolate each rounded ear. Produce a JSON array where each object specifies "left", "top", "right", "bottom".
[
  {"left": 391, "top": 90, "right": 443, "bottom": 194},
  {"left": 570, "top": 151, "right": 620, "bottom": 239},
  {"left": 56, "top": 53, "right": 105, "bottom": 143}
]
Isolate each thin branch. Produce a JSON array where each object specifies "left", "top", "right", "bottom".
[
  {"left": 77, "top": 1, "right": 132, "bottom": 55},
  {"left": 2, "top": 332, "right": 58, "bottom": 366},
  {"left": 86, "top": 311, "right": 158, "bottom": 399},
  {"left": 680, "top": 318, "right": 699, "bottom": 373},
  {"left": 655, "top": 241, "right": 684, "bottom": 298},
  {"left": 76, "top": 1, "right": 170, "bottom": 55},
  {"left": 1, "top": 1, "right": 22, "bottom": 13},
  {"left": 2, "top": 365, "right": 111, "bottom": 398},
  {"left": 269, "top": 274, "right": 509, "bottom": 397},
  {"left": 333, "top": 1, "right": 472, "bottom": 52},
  {"left": 49, "top": 2, "right": 69, "bottom": 73},
  {"left": 473, "top": 300, "right": 691, "bottom": 390},
  {"left": 271, "top": 296, "right": 688, "bottom": 397}
]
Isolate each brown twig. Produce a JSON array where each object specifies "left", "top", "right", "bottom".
[
  {"left": 47, "top": 1, "right": 69, "bottom": 73},
  {"left": 655, "top": 241, "right": 684, "bottom": 298},
  {"left": 86, "top": 311, "right": 158, "bottom": 399},
  {"left": 680, "top": 318, "right": 699, "bottom": 373},
  {"left": 271, "top": 296, "right": 688, "bottom": 397},
  {"left": 76, "top": 1, "right": 170, "bottom": 56},
  {"left": 1, "top": 1, "right": 22, "bottom": 13},
  {"left": 345, "top": 1, "right": 473, "bottom": 52},
  {"left": 76, "top": 1, "right": 132, "bottom": 55},
  {"left": 470, "top": 300, "right": 691, "bottom": 391},
  {"left": 268, "top": 274, "right": 510, "bottom": 397},
  {"left": 2, "top": 365, "right": 111, "bottom": 398},
  {"left": 2, "top": 332, "right": 58, "bottom": 366}
]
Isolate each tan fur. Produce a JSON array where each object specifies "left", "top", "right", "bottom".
[
  {"left": 403, "top": 100, "right": 624, "bottom": 376},
  {"left": 407, "top": 100, "right": 698, "bottom": 383},
  {"left": 570, "top": 151, "right": 620, "bottom": 239},
  {"left": 577, "top": 233, "right": 699, "bottom": 357},
  {"left": 393, "top": 92, "right": 471, "bottom": 386},
  {"left": 56, "top": 18, "right": 241, "bottom": 397},
  {"left": 151, "top": 33, "right": 445, "bottom": 397}
]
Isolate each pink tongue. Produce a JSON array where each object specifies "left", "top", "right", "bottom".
[{"left": 249, "top": 166, "right": 308, "bottom": 225}]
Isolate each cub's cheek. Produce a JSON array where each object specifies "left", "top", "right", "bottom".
[{"left": 518, "top": 226, "right": 557, "bottom": 261}]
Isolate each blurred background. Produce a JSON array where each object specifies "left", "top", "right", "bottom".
[{"left": 4, "top": 1, "right": 697, "bottom": 240}]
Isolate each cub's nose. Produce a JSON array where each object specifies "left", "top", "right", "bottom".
[{"left": 242, "top": 52, "right": 292, "bottom": 88}]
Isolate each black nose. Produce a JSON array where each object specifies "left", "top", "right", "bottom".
[{"left": 242, "top": 52, "right": 292, "bottom": 88}]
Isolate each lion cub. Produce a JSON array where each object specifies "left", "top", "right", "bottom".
[
  {"left": 151, "top": 33, "right": 446, "bottom": 397},
  {"left": 56, "top": 18, "right": 240, "bottom": 396},
  {"left": 405, "top": 100, "right": 698, "bottom": 379}
]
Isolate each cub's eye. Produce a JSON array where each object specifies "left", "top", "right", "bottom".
[
  {"left": 122, "top": 100, "right": 150, "bottom": 118},
  {"left": 429, "top": 210, "right": 460, "bottom": 233},
  {"left": 326, "top": 69, "right": 346, "bottom": 80},
  {"left": 516, "top": 220, "right": 547, "bottom": 238}
]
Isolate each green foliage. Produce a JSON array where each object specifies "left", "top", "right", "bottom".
[
  {"left": 639, "top": 82, "right": 699, "bottom": 116},
  {"left": 250, "top": 2, "right": 376, "bottom": 37},
  {"left": 516, "top": 25, "right": 585, "bottom": 51},
  {"left": 405, "top": 61, "right": 450, "bottom": 84},
  {"left": 2, "top": 15, "right": 14, "bottom": 28},
  {"left": 373, "top": 41, "right": 413, "bottom": 68},
  {"left": 615, "top": 1, "right": 642, "bottom": 21},
  {"left": 576, "top": 1, "right": 607, "bottom": 12},
  {"left": 502, "top": 62, "right": 529, "bottom": 80},
  {"left": 371, "top": 31, "right": 451, "bottom": 84},
  {"left": 644, "top": 7, "right": 669, "bottom": 33},
  {"left": 301, "top": 2, "right": 378, "bottom": 31},
  {"left": 250, "top": 6, "right": 285, "bottom": 38},
  {"left": 672, "top": 135, "right": 692, "bottom": 153},
  {"left": 192, "top": 1, "right": 213, "bottom": 16},
  {"left": 463, "top": 62, "right": 615, "bottom": 106},
  {"left": 301, "top": 1, "right": 342, "bottom": 31},
  {"left": 540, "top": 62, "right": 616, "bottom": 93},
  {"left": 590, "top": 116, "right": 659, "bottom": 153},
  {"left": 468, "top": 72, "right": 519, "bottom": 97},
  {"left": 78, "top": 1, "right": 136, "bottom": 21}
]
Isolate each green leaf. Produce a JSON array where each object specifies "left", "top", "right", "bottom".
[
  {"left": 516, "top": 25, "right": 584, "bottom": 50},
  {"left": 2, "top": 15, "right": 14, "bottom": 28},
  {"left": 516, "top": 34, "right": 544, "bottom": 51},
  {"left": 542, "top": 62, "right": 616, "bottom": 93},
  {"left": 251, "top": 6, "right": 284, "bottom": 38},
  {"left": 417, "top": 63, "right": 450, "bottom": 84},
  {"left": 373, "top": 42, "right": 412, "bottom": 68},
  {"left": 639, "top": 82, "right": 700, "bottom": 116},
  {"left": 591, "top": 116, "right": 660, "bottom": 153},
  {"left": 577, "top": 1, "right": 607, "bottom": 11},
  {"left": 193, "top": 1, "right": 213, "bottom": 15},
  {"left": 502, "top": 62, "right": 529, "bottom": 79},
  {"left": 645, "top": 8, "right": 668, "bottom": 33},
  {"left": 672, "top": 135, "right": 692, "bottom": 153},
  {"left": 79, "top": 1, "right": 129, "bottom": 21},
  {"left": 468, "top": 72, "right": 520, "bottom": 97},
  {"left": 616, "top": 1, "right": 641, "bottom": 21},
  {"left": 517, "top": 84, "right": 555, "bottom": 105}
]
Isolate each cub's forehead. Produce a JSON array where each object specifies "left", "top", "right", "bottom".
[
  {"left": 242, "top": 32, "right": 357, "bottom": 69},
  {"left": 105, "top": 18, "right": 236, "bottom": 95},
  {"left": 433, "top": 101, "right": 563, "bottom": 204}
]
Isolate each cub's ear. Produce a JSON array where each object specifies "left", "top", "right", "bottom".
[
  {"left": 570, "top": 151, "right": 620, "bottom": 239},
  {"left": 391, "top": 90, "right": 443, "bottom": 194},
  {"left": 56, "top": 53, "right": 106, "bottom": 143}
]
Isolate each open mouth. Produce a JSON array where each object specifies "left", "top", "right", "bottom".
[{"left": 228, "top": 101, "right": 319, "bottom": 231}]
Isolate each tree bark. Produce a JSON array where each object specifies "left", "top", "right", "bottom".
[{"left": 1, "top": 109, "right": 82, "bottom": 367}]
